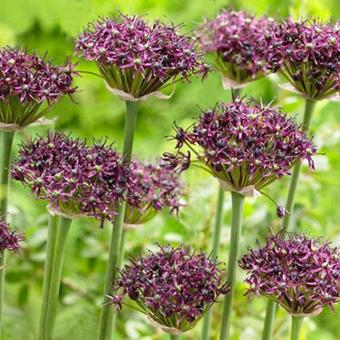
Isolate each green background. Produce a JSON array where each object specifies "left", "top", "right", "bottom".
[{"left": 0, "top": 0, "right": 339, "bottom": 339}]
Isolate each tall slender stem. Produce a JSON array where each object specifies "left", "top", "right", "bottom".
[
  {"left": 219, "top": 192, "right": 245, "bottom": 340},
  {"left": 261, "top": 98, "right": 316, "bottom": 340},
  {"left": 38, "top": 216, "right": 72, "bottom": 340},
  {"left": 38, "top": 214, "right": 60, "bottom": 339},
  {"left": 283, "top": 98, "right": 316, "bottom": 231},
  {"left": 170, "top": 335, "right": 180, "bottom": 340},
  {"left": 0, "top": 130, "right": 15, "bottom": 336},
  {"left": 201, "top": 186, "right": 225, "bottom": 340},
  {"left": 97, "top": 100, "right": 138, "bottom": 340},
  {"left": 261, "top": 300, "right": 276, "bottom": 340},
  {"left": 290, "top": 316, "right": 303, "bottom": 340}
]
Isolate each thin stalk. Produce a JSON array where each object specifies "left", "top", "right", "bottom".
[
  {"left": 38, "top": 216, "right": 72, "bottom": 340},
  {"left": 170, "top": 335, "right": 180, "bottom": 340},
  {"left": 97, "top": 100, "right": 138, "bottom": 340},
  {"left": 290, "top": 316, "right": 303, "bottom": 340},
  {"left": 201, "top": 186, "right": 225, "bottom": 340},
  {"left": 261, "top": 300, "right": 276, "bottom": 340},
  {"left": 283, "top": 98, "right": 316, "bottom": 231},
  {"left": 219, "top": 192, "right": 245, "bottom": 340},
  {"left": 0, "top": 130, "right": 15, "bottom": 336},
  {"left": 261, "top": 98, "right": 316, "bottom": 340}
]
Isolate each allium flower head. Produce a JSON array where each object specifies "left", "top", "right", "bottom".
[
  {"left": 267, "top": 19, "right": 340, "bottom": 100},
  {"left": 0, "top": 47, "right": 76, "bottom": 130},
  {"left": 197, "top": 10, "right": 277, "bottom": 86},
  {"left": 111, "top": 246, "right": 229, "bottom": 334},
  {"left": 167, "top": 99, "right": 316, "bottom": 195},
  {"left": 124, "top": 160, "right": 184, "bottom": 226},
  {"left": 239, "top": 232, "right": 340, "bottom": 316},
  {"left": 75, "top": 14, "right": 207, "bottom": 100},
  {"left": 0, "top": 220, "right": 23, "bottom": 254},
  {"left": 11, "top": 132, "right": 129, "bottom": 224}
]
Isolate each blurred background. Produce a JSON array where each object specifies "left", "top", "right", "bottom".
[{"left": 0, "top": 0, "right": 339, "bottom": 339}]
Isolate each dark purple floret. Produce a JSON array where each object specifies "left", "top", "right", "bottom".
[
  {"left": 0, "top": 220, "right": 23, "bottom": 253},
  {"left": 0, "top": 47, "right": 77, "bottom": 128},
  {"left": 197, "top": 10, "right": 277, "bottom": 84},
  {"left": 266, "top": 19, "right": 340, "bottom": 100},
  {"left": 239, "top": 232, "right": 340, "bottom": 316},
  {"left": 166, "top": 99, "right": 316, "bottom": 193},
  {"left": 11, "top": 132, "right": 129, "bottom": 223},
  {"left": 75, "top": 14, "right": 208, "bottom": 98},
  {"left": 124, "top": 160, "right": 185, "bottom": 225},
  {"left": 111, "top": 246, "right": 229, "bottom": 333},
  {"left": 276, "top": 206, "right": 288, "bottom": 218}
]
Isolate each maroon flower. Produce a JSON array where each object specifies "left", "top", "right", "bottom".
[
  {"left": 197, "top": 10, "right": 277, "bottom": 85},
  {"left": 124, "top": 160, "right": 185, "bottom": 225},
  {"left": 75, "top": 14, "right": 208, "bottom": 99},
  {"left": 267, "top": 19, "right": 340, "bottom": 100},
  {"left": 166, "top": 99, "right": 316, "bottom": 194},
  {"left": 0, "top": 47, "right": 76, "bottom": 129},
  {"left": 111, "top": 245, "right": 229, "bottom": 333},
  {"left": 239, "top": 232, "right": 340, "bottom": 316},
  {"left": 11, "top": 132, "right": 129, "bottom": 224},
  {"left": 0, "top": 220, "right": 23, "bottom": 254}
]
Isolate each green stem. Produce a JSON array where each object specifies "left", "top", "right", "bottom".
[
  {"left": 283, "top": 98, "right": 316, "bottom": 231},
  {"left": 170, "top": 335, "right": 180, "bottom": 340},
  {"left": 261, "top": 300, "right": 276, "bottom": 340},
  {"left": 219, "top": 192, "right": 245, "bottom": 340},
  {"left": 38, "top": 216, "right": 72, "bottom": 340},
  {"left": 97, "top": 101, "right": 138, "bottom": 340},
  {"left": 201, "top": 186, "right": 225, "bottom": 340},
  {"left": 231, "top": 88, "right": 241, "bottom": 100},
  {"left": 290, "top": 316, "right": 303, "bottom": 340},
  {"left": 0, "top": 130, "right": 15, "bottom": 336},
  {"left": 38, "top": 214, "right": 60, "bottom": 339}
]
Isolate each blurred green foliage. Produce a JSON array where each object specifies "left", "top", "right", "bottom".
[{"left": 0, "top": 0, "right": 339, "bottom": 339}]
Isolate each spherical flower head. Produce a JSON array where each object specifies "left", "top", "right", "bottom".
[
  {"left": 197, "top": 10, "right": 277, "bottom": 86},
  {"left": 169, "top": 99, "right": 316, "bottom": 195},
  {"left": 0, "top": 220, "right": 23, "bottom": 254},
  {"left": 267, "top": 19, "right": 340, "bottom": 100},
  {"left": 0, "top": 47, "right": 77, "bottom": 130},
  {"left": 124, "top": 160, "right": 185, "bottom": 226},
  {"left": 111, "top": 245, "right": 229, "bottom": 334},
  {"left": 239, "top": 232, "right": 340, "bottom": 316},
  {"left": 11, "top": 132, "right": 129, "bottom": 224},
  {"left": 75, "top": 14, "right": 208, "bottom": 100}
]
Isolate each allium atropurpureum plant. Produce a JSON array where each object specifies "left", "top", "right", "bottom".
[
  {"left": 0, "top": 220, "right": 22, "bottom": 256},
  {"left": 0, "top": 48, "right": 76, "bottom": 335},
  {"left": 165, "top": 99, "right": 316, "bottom": 340},
  {"left": 0, "top": 47, "right": 76, "bottom": 131},
  {"left": 196, "top": 10, "right": 276, "bottom": 89},
  {"left": 76, "top": 14, "right": 206, "bottom": 339},
  {"left": 75, "top": 14, "right": 208, "bottom": 101},
  {"left": 267, "top": 19, "right": 340, "bottom": 101},
  {"left": 263, "top": 20, "right": 339, "bottom": 338},
  {"left": 110, "top": 246, "right": 229, "bottom": 339},
  {"left": 125, "top": 160, "right": 184, "bottom": 226},
  {"left": 11, "top": 132, "right": 130, "bottom": 340},
  {"left": 239, "top": 232, "right": 340, "bottom": 340}
]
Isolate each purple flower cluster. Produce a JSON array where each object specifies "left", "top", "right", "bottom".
[
  {"left": 0, "top": 220, "right": 23, "bottom": 253},
  {"left": 267, "top": 19, "right": 340, "bottom": 100},
  {"left": 11, "top": 133, "right": 128, "bottom": 224},
  {"left": 168, "top": 99, "right": 316, "bottom": 192},
  {"left": 197, "top": 10, "right": 277, "bottom": 84},
  {"left": 0, "top": 47, "right": 76, "bottom": 128},
  {"left": 111, "top": 246, "right": 229, "bottom": 333},
  {"left": 239, "top": 233, "right": 340, "bottom": 316},
  {"left": 125, "top": 160, "right": 184, "bottom": 225},
  {"left": 75, "top": 14, "right": 207, "bottom": 98}
]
